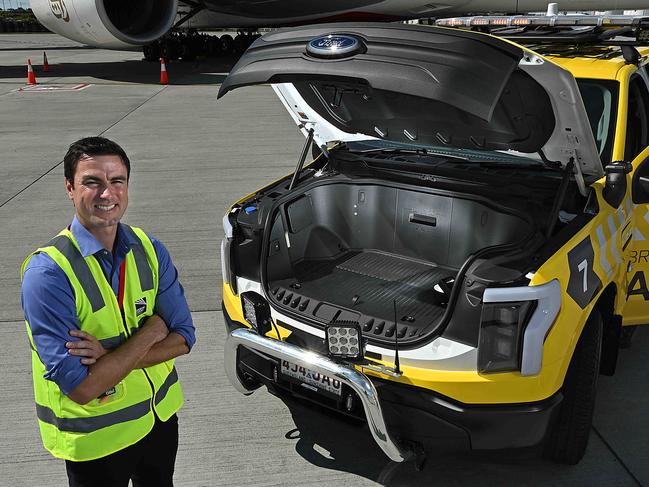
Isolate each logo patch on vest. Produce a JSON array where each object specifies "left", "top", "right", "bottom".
[
  {"left": 95, "top": 383, "right": 124, "bottom": 405},
  {"left": 135, "top": 297, "right": 147, "bottom": 315},
  {"left": 98, "top": 387, "right": 116, "bottom": 402}
]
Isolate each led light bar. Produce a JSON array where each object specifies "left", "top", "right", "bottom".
[
  {"left": 436, "top": 15, "right": 648, "bottom": 29},
  {"left": 326, "top": 322, "right": 363, "bottom": 360}
]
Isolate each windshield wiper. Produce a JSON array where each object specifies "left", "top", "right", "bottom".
[
  {"left": 461, "top": 159, "right": 560, "bottom": 171},
  {"left": 347, "top": 146, "right": 470, "bottom": 161},
  {"left": 335, "top": 143, "right": 562, "bottom": 170}
]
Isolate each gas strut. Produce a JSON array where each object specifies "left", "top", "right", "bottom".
[
  {"left": 545, "top": 157, "right": 575, "bottom": 238},
  {"left": 289, "top": 128, "right": 314, "bottom": 190}
]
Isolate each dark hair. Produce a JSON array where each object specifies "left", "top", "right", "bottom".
[{"left": 64, "top": 137, "right": 131, "bottom": 186}]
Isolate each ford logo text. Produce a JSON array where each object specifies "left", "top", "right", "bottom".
[{"left": 306, "top": 35, "right": 363, "bottom": 58}]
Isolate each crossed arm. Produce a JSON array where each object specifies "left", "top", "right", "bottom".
[{"left": 65, "top": 315, "right": 189, "bottom": 405}]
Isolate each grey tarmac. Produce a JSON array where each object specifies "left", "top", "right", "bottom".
[{"left": 0, "top": 33, "right": 647, "bottom": 487}]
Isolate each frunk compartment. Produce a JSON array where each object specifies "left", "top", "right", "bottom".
[{"left": 265, "top": 182, "right": 530, "bottom": 343}]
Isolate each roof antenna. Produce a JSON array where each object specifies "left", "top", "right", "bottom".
[{"left": 393, "top": 299, "right": 401, "bottom": 375}]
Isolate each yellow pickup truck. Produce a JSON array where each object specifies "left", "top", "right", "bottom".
[{"left": 218, "top": 16, "right": 649, "bottom": 465}]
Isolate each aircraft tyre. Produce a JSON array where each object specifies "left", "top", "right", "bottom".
[
  {"left": 233, "top": 34, "right": 248, "bottom": 53},
  {"left": 181, "top": 31, "right": 205, "bottom": 61},
  {"left": 543, "top": 310, "right": 602, "bottom": 465},
  {"left": 220, "top": 34, "right": 234, "bottom": 55},
  {"left": 143, "top": 42, "right": 160, "bottom": 62},
  {"left": 180, "top": 41, "right": 196, "bottom": 62},
  {"left": 160, "top": 38, "right": 181, "bottom": 62},
  {"left": 207, "top": 36, "right": 222, "bottom": 56}
]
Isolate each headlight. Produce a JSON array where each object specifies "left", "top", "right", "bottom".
[
  {"left": 480, "top": 280, "right": 561, "bottom": 376},
  {"left": 478, "top": 301, "right": 535, "bottom": 373},
  {"left": 326, "top": 322, "right": 363, "bottom": 361},
  {"left": 241, "top": 292, "right": 272, "bottom": 336}
]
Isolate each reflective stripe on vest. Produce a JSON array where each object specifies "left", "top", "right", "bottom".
[
  {"left": 121, "top": 226, "right": 154, "bottom": 291},
  {"left": 36, "top": 399, "right": 150, "bottom": 433},
  {"left": 155, "top": 367, "right": 179, "bottom": 405},
  {"left": 98, "top": 333, "right": 126, "bottom": 350},
  {"left": 48, "top": 235, "right": 105, "bottom": 312}
]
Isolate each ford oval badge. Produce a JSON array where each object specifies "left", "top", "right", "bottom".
[{"left": 307, "top": 35, "right": 362, "bottom": 58}]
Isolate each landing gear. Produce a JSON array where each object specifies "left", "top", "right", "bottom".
[{"left": 142, "top": 29, "right": 261, "bottom": 62}]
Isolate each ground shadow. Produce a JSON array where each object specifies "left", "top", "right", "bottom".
[
  {"left": 280, "top": 394, "right": 615, "bottom": 486},
  {"left": 0, "top": 57, "right": 235, "bottom": 85}
]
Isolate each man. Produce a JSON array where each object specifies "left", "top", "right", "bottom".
[{"left": 21, "top": 137, "right": 196, "bottom": 487}]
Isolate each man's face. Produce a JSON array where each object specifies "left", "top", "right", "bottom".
[{"left": 65, "top": 154, "right": 128, "bottom": 234}]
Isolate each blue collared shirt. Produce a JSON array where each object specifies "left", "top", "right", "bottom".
[{"left": 21, "top": 216, "right": 196, "bottom": 395}]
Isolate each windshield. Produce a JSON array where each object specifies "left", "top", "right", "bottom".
[{"left": 576, "top": 78, "right": 619, "bottom": 164}]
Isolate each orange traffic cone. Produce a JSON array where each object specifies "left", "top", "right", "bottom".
[
  {"left": 27, "top": 58, "right": 37, "bottom": 85},
  {"left": 159, "top": 58, "right": 168, "bottom": 85},
  {"left": 43, "top": 52, "right": 50, "bottom": 72}
]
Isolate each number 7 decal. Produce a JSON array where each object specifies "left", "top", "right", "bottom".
[
  {"left": 577, "top": 259, "right": 588, "bottom": 293},
  {"left": 567, "top": 237, "right": 602, "bottom": 309}
]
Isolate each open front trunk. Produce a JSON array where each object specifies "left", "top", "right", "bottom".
[
  {"left": 221, "top": 22, "right": 600, "bottom": 347},
  {"left": 263, "top": 181, "right": 534, "bottom": 344}
]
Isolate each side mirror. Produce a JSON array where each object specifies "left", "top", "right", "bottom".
[{"left": 603, "top": 161, "right": 632, "bottom": 208}]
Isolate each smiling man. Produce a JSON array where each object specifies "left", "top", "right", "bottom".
[{"left": 21, "top": 137, "right": 195, "bottom": 487}]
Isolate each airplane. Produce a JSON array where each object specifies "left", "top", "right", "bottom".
[{"left": 31, "top": 0, "right": 649, "bottom": 60}]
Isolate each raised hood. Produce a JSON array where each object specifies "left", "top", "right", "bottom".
[{"left": 218, "top": 23, "right": 603, "bottom": 179}]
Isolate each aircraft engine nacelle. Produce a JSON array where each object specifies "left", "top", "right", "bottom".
[{"left": 31, "top": 0, "right": 178, "bottom": 49}]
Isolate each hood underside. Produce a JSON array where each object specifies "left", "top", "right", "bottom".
[{"left": 219, "top": 23, "right": 603, "bottom": 178}]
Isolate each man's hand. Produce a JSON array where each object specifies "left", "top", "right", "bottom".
[{"left": 66, "top": 330, "right": 108, "bottom": 365}]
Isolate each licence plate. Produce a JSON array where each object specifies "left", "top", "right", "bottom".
[{"left": 280, "top": 360, "right": 342, "bottom": 396}]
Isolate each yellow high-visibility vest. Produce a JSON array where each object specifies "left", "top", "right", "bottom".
[{"left": 22, "top": 225, "right": 183, "bottom": 461}]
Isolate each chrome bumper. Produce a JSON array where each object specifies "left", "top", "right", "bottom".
[{"left": 224, "top": 327, "right": 412, "bottom": 463}]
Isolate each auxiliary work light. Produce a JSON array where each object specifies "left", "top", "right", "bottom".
[
  {"left": 326, "top": 322, "right": 363, "bottom": 360},
  {"left": 241, "top": 292, "right": 272, "bottom": 336}
]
